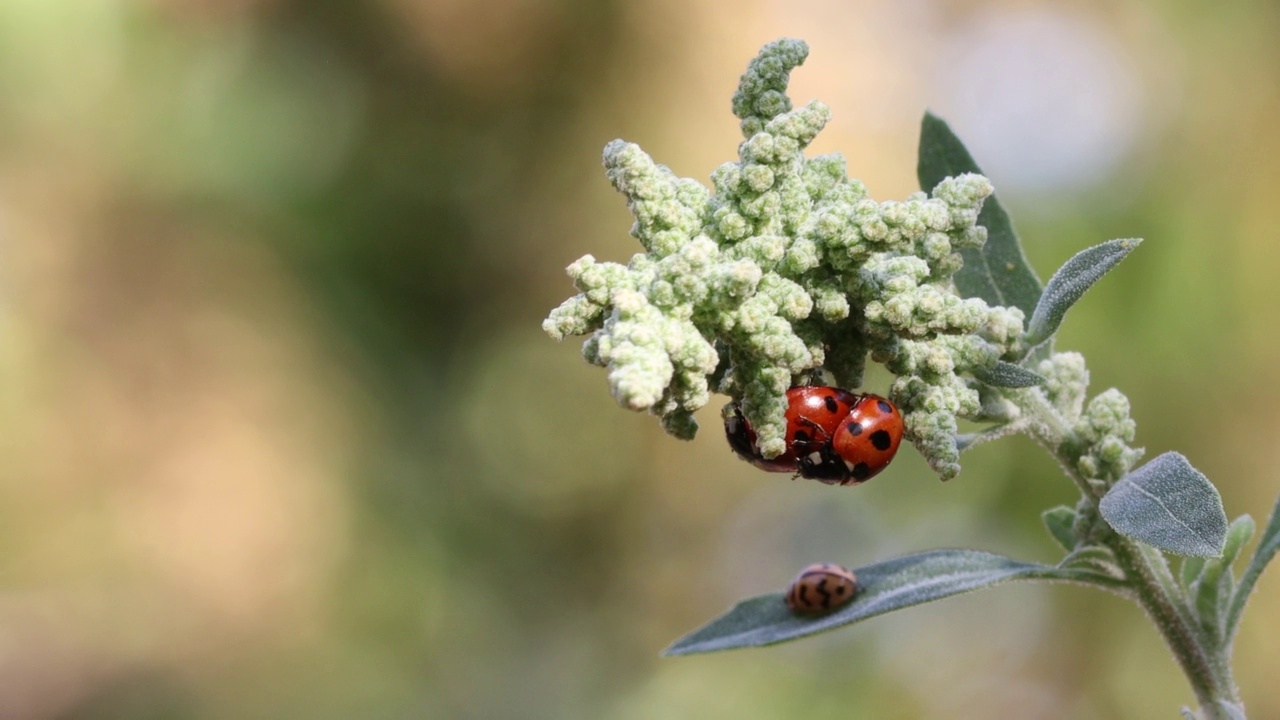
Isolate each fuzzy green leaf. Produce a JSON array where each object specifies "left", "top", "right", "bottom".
[
  {"left": 1042, "top": 506, "right": 1078, "bottom": 552},
  {"left": 1180, "top": 556, "right": 1206, "bottom": 592},
  {"left": 664, "top": 550, "right": 1098, "bottom": 655},
  {"left": 1226, "top": 495, "right": 1280, "bottom": 641},
  {"left": 1193, "top": 516, "right": 1253, "bottom": 641},
  {"left": 1194, "top": 564, "right": 1231, "bottom": 643},
  {"left": 1223, "top": 515, "right": 1258, "bottom": 564},
  {"left": 1024, "top": 239, "right": 1142, "bottom": 347},
  {"left": 916, "top": 112, "right": 1043, "bottom": 320},
  {"left": 972, "top": 361, "right": 1046, "bottom": 388},
  {"left": 1099, "top": 452, "right": 1227, "bottom": 557},
  {"left": 1058, "top": 546, "right": 1126, "bottom": 583}
]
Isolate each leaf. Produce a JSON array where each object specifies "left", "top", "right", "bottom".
[
  {"left": 954, "top": 430, "right": 989, "bottom": 452},
  {"left": 1024, "top": 239, "right": 1142, "bottom": 347},
  {"left": 1193, "top": 516, "right": 1254, "bottom": 641},
  {"left": 1222, "top": 515, "right": 1257, "bottom": 566},
  {"left": 1058, "top": 546, "right": 1126, "bottom": 582},
  {"left": 1180, "top": 556, "right": 1206, "bottom": 592},
  {"left": 972, "top": 361, "right": 1046, "bottom": 388},
  {"left": 955, "top": 421, "right": 1020, "bottom": 452},
  {"left": 917, "top": 112, "right": 1043, "bottom": 320},
  {"left": 1098, "top": 452, "right": 1227, "bottom": 557},
  {"left": 1226, "top": 494, "right": 1280, "bottom": 641},
  {"left": 1042, "top": 506, "right": 1078, "bottom": 552},
  {"left": 1191, "top": 519, "right": 1254, "bottom": 639},
  {"left": 664, "top": 550, "right": 1098, "bottom": 656}
]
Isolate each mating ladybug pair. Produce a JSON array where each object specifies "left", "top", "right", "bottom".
[{"left": 724, "top": 386, "right": 904, "bottom": 485}]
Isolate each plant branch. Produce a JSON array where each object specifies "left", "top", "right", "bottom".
[{"left": 1013, "top": 389, "right": 1242, "bottom": 719}]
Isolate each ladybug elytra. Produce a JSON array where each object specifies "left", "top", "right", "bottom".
[
  {"left": 724, "top": 386, "right": 861, "bottom": 473},
  {"left": 724, "top": 386, "right": 903, "bottom": 485},
  {"left": 798, "top": 394, "right": 903, "bottom": 485},
  {"left": 785, "top": 562, "right": 859, "bottom": 614}
]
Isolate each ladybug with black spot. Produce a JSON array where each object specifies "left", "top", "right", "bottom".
[
  {"left": 798, "top": 394, "right": 903, "bottom": 485},
  {"left": 724, "top": 386, "right": 904, "bottom": 485},
  {"left": 724, "top": 386, "right": 862, "bottom": 473},
  {"left": 785, "top": 562, "right": 859, "bottom": 614}
]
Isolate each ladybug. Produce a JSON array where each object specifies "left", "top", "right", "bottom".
[
  {"left": 797, "top": 394, "right": 903, "bottom": 485},
  {"left": 785, "top": 562, "right": 859, "bottom": 614},
  {"left": 724, "top": 386, "right": 861, "bottom": 473}
]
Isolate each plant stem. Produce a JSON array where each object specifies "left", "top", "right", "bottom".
[
  {"left": 1107, "top": 536, "right": 1240, "bottom": 718},
  {"left": 1016, "top": 389, "right": 1242, "bottom": 719}
]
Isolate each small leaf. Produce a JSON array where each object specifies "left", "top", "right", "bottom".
[
  {"left": 664, "top": 550, "right": 1097, "bottom": 655},
  {"left": 1226, "top": 494, "right": 1280, "bottom": 641},
  {"left": 1042, "top": 506, "right": 1078, "bottom": 552},
  {"left": 917, "top": 112, "right": 1043, "bottom": 320},
  {"left": 1221, "top": 515, "right": 1257, "bottom": 567},
  {"left": 1024, "top": 239, "right": 1142, "bottom": 347},
  {"left": 1180, "top": 556, "right": 1206, "bottom": 592},
  {"left": 1059, "top": 546, "right": 1127, "bottom": 582},
  {"left": 1194, "top": 559, "right": 1231, "bottom": 642},
  {"left": 1189, "top": 518, "right": 1253, "bottom": 638},
  {"left": 955, "top": 423, "right": 1021, "bottom": 452},
  {"left": 955, "top": 430, "right": 989, "bottom": 452},
  {"left": 1099, "top": 452, "right": 1227, "bottom": 557},
  {"left": 972, "top": 361, "right": 1046, "bottom": 388},
  {"left": 1194, "top": 542, "right": 1238, "bottom": 641}
]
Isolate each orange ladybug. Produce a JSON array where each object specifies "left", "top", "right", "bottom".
[
  {"left": 798, "top": 394, "right": 904, "bottom": 485},
  {"left": 785, "top": 562, "right": 859, "bottom": 614}
]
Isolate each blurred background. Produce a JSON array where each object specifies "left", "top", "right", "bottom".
[{"left": 1, "top": 1, "right": 1278, "bottom": 718}]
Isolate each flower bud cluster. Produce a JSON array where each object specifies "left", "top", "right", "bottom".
[
  {"left": 1029, "top": 351, "right": 1143, "bottom": 489},
  {"left": 544, "top": 38, "right": 1027, "bottom": 476},
  {"left": 1037, "top": 352, "right": 1090, "bottom": 419},
  {"left": 1071, "top": 389, "right": 1145, "bottom": 486}
]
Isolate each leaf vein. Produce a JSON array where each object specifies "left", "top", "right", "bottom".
[{"left": 1129, "top": 481, "right": 1216, "bottom": 549}]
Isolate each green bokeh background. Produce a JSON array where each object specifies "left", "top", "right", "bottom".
[{"left": 2, "top": 2, "right": 1278, "bottom": 719}]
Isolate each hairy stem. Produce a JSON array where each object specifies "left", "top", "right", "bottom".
[
  {"left": 1014, "top": 389, "right": 1241, "bottom": 719},
  {"left": 1108, "top": 537, "right": 1240, "bottom": 718}
]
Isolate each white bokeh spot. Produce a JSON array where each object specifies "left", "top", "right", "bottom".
[{"left": 933, "top": 9, "right": 1146, "bottom": 196}]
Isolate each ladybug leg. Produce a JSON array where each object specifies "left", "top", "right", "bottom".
[
  {"left": 799, "top": 368, "right": 827, "bottom": 387},
  {"left": 790, "top": 416, "right": 839, "bottom": 482},
  {"left": 790, "top": 416, "right": 831, "bottom": 454}
]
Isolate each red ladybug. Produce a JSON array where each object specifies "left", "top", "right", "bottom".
[
  {"left": 797, "top": 394, "right": 903, "bottom": 485},
  {"left": 724, "top": 386, "right": 861, "bottom": 473}
]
